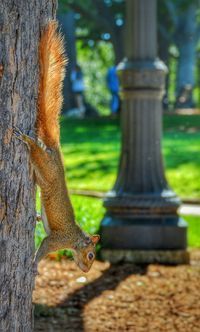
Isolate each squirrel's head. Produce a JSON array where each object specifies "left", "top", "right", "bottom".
[{"left": 72, "top": 234, "right": 100, "bottom": 272}]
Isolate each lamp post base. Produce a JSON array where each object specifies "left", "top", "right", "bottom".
[
  {"left": 100, "top": 248, "right": 189, "bottom": 265},
  {"left": 101, "top": 215, "right": 187, "bottom": 251}
]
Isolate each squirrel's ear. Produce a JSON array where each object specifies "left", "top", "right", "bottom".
[{"left": 91, "top": 234, "right": 100, "bottom": 245}]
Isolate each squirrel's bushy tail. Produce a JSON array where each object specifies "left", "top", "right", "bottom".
[{"left": 37, "top": 21, "right": 67, "bottom": 148}]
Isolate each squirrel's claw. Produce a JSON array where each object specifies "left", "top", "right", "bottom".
[
  {"left": 13, "top": 126, "right": 35, "bottom": 146},
  {"left": 13, "top": 126, "right": 24, "bottom": 139}
]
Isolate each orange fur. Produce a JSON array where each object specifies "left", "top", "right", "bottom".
[
  {"left": 37, "top": 21, "right": 67, "bottom": 148},
  {"left": 13, "top": 21, "right": 100, "bottom": 273}
]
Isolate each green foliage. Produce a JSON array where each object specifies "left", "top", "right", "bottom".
[
  {"left": 59, "top": 0, "right": 125, "bottom": 43},
  {"left": 76, "top": 39, "right": 114, "bottom": 115}
]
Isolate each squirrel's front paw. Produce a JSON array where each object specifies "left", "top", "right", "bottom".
[{"left": 13, "top": 126, "right": 23, "bottom": 138}]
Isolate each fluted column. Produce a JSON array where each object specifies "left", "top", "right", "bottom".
[
  {"left": 100, "top": 0, "right": 188, "bottom": 264},
  {"left": 126, "top": 0, "right": 157, "bottom": 59}
]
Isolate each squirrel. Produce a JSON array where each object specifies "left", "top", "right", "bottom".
[{"left": 13, "top": 21, "right": 100, "bottom": 273}]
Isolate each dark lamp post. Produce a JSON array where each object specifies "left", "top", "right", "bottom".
[{"left": 100, "top": 0, "right": 188, "bottom": 264}]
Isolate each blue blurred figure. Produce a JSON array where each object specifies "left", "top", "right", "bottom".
[
  {"left": 106, "top": 66, "right": 120, "bottom": 114},
  {"left": 70, "top": 64, "right": 86, "bottom": 117}
]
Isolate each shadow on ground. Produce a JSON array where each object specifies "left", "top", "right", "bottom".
[
  {"left": 34, "top": 252, "right": 200, "bottom": 332},
  {"left": 34, "top": 262, "right": 147, "bottom": 332}
]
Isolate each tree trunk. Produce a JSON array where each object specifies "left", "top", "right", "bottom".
[
  {"left": 111, "top": 26, "right": 124, "bottom": 64},
  {"left": 175, "top": 4, "right": 196, "bottom": 108},
  {"left": 0, "top": 1, "right": 56, "bottom": 331}
]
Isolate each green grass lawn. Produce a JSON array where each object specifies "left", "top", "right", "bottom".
[
  {"left": 60, "top": 117, "right": 120, "bottom": 192},
  {"left": 164, "top": 115, "right": 200, "bottom": 199},
  {"left": 184, "top": 215, "right": 200, "bottom": 248},
  {"left": 61, "top": 115, "right": 200, "bottom": 198},
  {"left": 35, "top": 115, "right": 200, "bottom": 249}
]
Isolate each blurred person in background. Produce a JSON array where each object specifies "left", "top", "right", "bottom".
[
  {"left": 70, "top": 64, "right": 86, "bottom": 117},
  {"left": 106, "top": 66, "right": 120, "bottom": 115}
]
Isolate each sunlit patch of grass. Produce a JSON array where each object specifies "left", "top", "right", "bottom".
[
  {"left": 166, "top": 164, "right": 200, "bottom": 198},
  {"left": 60, "top": 117, "right": 120, "bottom": 191},
  {"left": 183, "top": 215, "right": 200, "bottom": 248},
  {"left": 71, "top": 195, "right": 105, "bottom": 234},
  {"left": 163, "top": 130, "right": 200, "bottom": 198},
  {"left": 60, "top": 116, "right": 200, "bottom": 197}
]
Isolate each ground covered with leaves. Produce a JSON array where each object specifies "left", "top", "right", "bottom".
[{"left": 33, "top": 250, "right": 200, "bottom": 332}]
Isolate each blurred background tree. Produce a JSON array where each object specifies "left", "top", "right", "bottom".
[
  {"left": 158, "top": 0, "right": 200, "bottom": 109},
  {"left": 58, "top": 0, "right": 200, "bottom": 114}
]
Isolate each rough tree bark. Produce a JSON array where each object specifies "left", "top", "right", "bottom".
[
  {"left": 175, "top": 4, "right": 197, "bottom": 108},
  {"left": 0, "top": 1, "right": 56, "bottom": 331}
]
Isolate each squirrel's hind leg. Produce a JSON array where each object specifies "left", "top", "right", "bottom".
[
  {"left": 13, "top": 127, "right": 55, "bottom": 184},
  {"left": 13, "top": 126, "right": 35, "bottom": 146}
]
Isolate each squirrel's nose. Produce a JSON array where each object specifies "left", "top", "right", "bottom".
[{"left": 79, "top": 263, "right": 90, "bottom": 273}]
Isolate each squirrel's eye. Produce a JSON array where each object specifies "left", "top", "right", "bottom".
[
  {"left": 87, "top": 252, "right": 94, "bottom": 261},
  {"left": 85, "top": 237, "right": 91, "bottom": 244}
]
